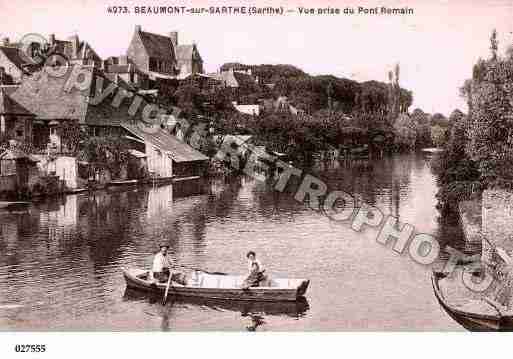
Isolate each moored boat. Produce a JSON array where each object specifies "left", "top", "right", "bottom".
[
  {"left": 432, "top": 271, "right": 513, "bottom": 331},
  {"left": 108, "top": 179, "right": 139, "bottom": 186},
  {"left": 123, "top": 267, "right": 310, "bottom": 302}
]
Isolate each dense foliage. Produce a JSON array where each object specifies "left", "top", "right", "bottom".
[{"left": 433, "top": 29, "right": 513, "bottom": 213}]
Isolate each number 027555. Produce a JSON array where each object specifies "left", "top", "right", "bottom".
[{"left": 14, "top": 344, "right": 46, "bottom": 353}]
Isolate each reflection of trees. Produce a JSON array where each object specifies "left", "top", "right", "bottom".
[{"left": 248, "top": 154, "right": 415, "bottom": 221}]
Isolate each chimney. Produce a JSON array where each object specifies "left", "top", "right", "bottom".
[
  {"left": 67, "top": 34, "right": 80, "bottom": 58},
  {"left": 48, "top": 34, "right": 55, "bottom": 45},
  {"left": 169, "top": 31, "right": 178, "bottom": 47},
  {"left": 135, "top": 25, "right": 142, "bottom": 33},
  {"left": 1, "top": 37, "right": 9, "bottom": 46}
]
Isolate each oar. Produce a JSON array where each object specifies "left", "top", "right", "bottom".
[{"left": 162, "top": 272, "right": 173, "bottom": 305}]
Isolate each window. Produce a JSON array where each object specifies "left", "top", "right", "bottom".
[
  {"left": 149, "top": 58, "right": 157, "bottom": 72},
  {"left": 50, "top": 128, "right": 57, "bottom": 136},
  {"left": 16, "top": 129, "right": 23, "bottom": 137}
]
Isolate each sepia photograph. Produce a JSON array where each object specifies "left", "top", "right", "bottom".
[{"left": 1, "top": 0, "right": 513, "bottom": 356}]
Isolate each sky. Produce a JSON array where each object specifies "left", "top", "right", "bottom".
[{"left": 1, "top": 0, "right": 512, "bottom": 116}]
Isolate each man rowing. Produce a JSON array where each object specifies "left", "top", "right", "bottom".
[{"left": 152, "top": 243, "right": 172, "bottom": 283}]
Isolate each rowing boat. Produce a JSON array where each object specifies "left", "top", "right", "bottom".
[
  {"left": 123, "top": 267, "right": 310, "bottom": 302},
  {"left": 432, "top": 271, "right": 513, "bottom": 331}
]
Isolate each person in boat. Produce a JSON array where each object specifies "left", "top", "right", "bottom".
[
  {"left": 242, "top": 262, "right": 262, "bottom": 289},
  {"left": 152, "top": 243, "right": 172, "bottom": 283},
  {"left": 243, "top": 251, "right": 266, "bottom": 288}
]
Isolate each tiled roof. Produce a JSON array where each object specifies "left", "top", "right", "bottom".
[
  {"left": 8, "top": 67, "right": 90, "bottom": 121},
  {"left": 138, "top": 31, "right": 176, "bottom": 61},
  {"left": 8, "top": 66, "right": 150, "bottom": 125},
  {"left": 121, "top": 122, "right": 209, "bottom": 163},
  {"left": 51, "top": 39, "right": 101, "bottom": 62},
  {"left": 0, "top": 88, "right": 33, "bottom": 115}
]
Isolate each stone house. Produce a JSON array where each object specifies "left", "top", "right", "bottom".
[
  {"left": 126, "top": 26, "right": 204, "bottom": 81},
  {"left": 127, "top": 25, "right": 179, "bottom": 80}
]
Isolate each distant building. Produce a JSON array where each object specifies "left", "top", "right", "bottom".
[
  {"left": 232, "top": 102, "right": 261, "bottom": 116},
  {"left": 103, "top": 55, "right": 150, "bottom": 89},
  {"left": 47, "top": 33, "right": 102, "bottom": 67},
  {"left": 127, "top": 25, "right": 178, "bottom": 79},
  {"left": 126, "top": 26, "right": 203, "bottom": 81},
  {"left": 207, "top": 68, "right": 256, "bottom": 88},
  {"left": 173, "top": 31, "right": 203, "bottom": 75}
]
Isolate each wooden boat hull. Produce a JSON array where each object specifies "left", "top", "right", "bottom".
[
  {"left": 432, "top": 271, "right": 513, "bottom": 331},
  {"left": 123, "top": 287, "right": 310, "bottom": 316},
  {"left": 123, "top": 268, "right": 309, "bottom": 302},
  {"left": 108, "top": 179, "right": 139, "bottom": 186}
]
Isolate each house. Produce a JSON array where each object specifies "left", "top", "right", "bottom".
[
  {"left": 174, "top": 35, "right": 203, "bottom": 75},
  {"left": 0, "top": 87, "right": 35, "bottom": 146},
  {"left": 127, "top": 25, "right": 179, "bottom": 80},
  {"left": 126, "top": 26, "right": 204, "bottom": 81},
  {"left": 121, "top": 122, "right": 209, "bottom": 179},
  {"left": 47, "top": 34, "right": 102, "bottom": 67},
  {"left": 8, "top": 64, "right": 154, "bottom": 150},
  {"left": 103, "top": 55, "right": 150, "bottom": 89}
]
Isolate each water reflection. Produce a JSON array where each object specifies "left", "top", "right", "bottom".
[
  {"left": 0, "top": 154, "right": 464, "bottom": 330},
  {"left": 122, "top": 288, "right": 309, "bottom": 331}
]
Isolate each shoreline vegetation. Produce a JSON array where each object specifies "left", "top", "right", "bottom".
[
  {"left": 175, "top": 61, "right": 452, "bottom": 165},
  {"left": 431, "top": 29, "right": 513, "bottom": 215}
]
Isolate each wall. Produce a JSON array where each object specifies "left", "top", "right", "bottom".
[
  {"left": 146, "top": 144, "right": 172, "bottom": 178},
  {"left": 1, "top": 115, "right": 33, "bottom": 145},
  {"left": 0, "top": 174, "right": 16, "bottom": 192},
  {"left": 482, "top": 189, "right": 513, "bottom": 257},
  {"left": 127, "top": 30, "right": 149, "bottom": 74},
  {"left": 34, "top": 155, "right": 78, "bottom": 189}
]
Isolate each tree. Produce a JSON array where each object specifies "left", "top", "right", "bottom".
[
  {"left": 490, "top": 29, "right": 498, "bottom": 60},
  {"left": 78, "top": 135, "right": 130, "bottom": 179},
  {"left": 432, "top": 112, "right": 480, "bottom": 212},
  {"left": 393, "top": 113, "right": 417, "bottom": 151},
  {"left": 467, "top": 52, "right": 513, "bottom": 185}
]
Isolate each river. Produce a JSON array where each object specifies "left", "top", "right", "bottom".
[{"left": 0, "top": 153, "right": 469, "bottom": 331}]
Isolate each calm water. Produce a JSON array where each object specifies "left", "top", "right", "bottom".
[{"left": 0, "top": 154, "right": 467, "bottom": 331}]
